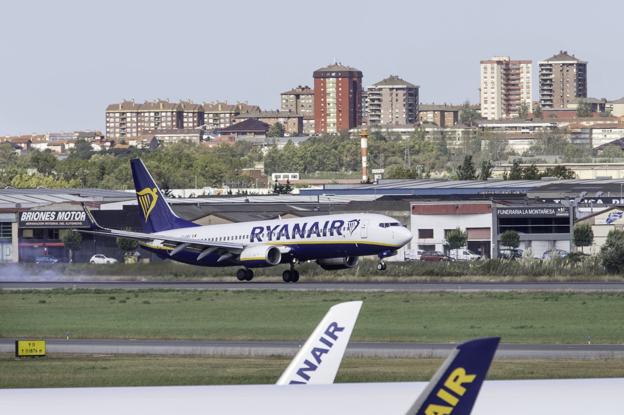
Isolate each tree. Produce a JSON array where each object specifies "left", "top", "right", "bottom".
[
  {"left": 30, "top": 149, "right": 57, "bottom": 175},
  {"left": 518, "top": 102, "right": 529, "bottom": 120},
  {"left": 542, "top": 165, "right": 576, "bottom": 179},
  {"left": 533, "top": 105, "right": 543, "bottom": 119},
  {"left": 116, "top": 237, "right": 138, "bottom": 262},
  {"left": 459, "top": 102, "right": 479, "bottom": 126},
  {"left": 445, "top": 228, "right": 468, "bottom": 259},
  {"left": 576, "top": 101, "right": 593, "bottom": 118},
  {"left": 60, "top": 230, "right": 82, "bottom": 263},
  {"left": 500, "top": 230, "right": 520, "bottom": 249},
  {"left": 478, "top": 160, "right": 494, "bottom": 181},
  {"left": 600, "top": 229, "right": 624, "bottom": 273},
  {"left": 455, "top": 155, "right": 477, "bottom": 180},
  {"left": 522, "top": 163, "right": 541, "bottom": 180},
  {"left": 506, "top": 160, "right": 523, "bottom": 180},
  {"left": 267, "top": 122, "right": 285, "bottom": 138},
  {"left": 573, "top": 223, "right": 594, "bottom": 253},
  {"left": 69, "top": 140, "right": 94, "bottom": 160}
]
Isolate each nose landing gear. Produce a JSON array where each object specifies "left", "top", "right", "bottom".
[{"left": 376, "top": 261, "right": 387, "bottom": 271}]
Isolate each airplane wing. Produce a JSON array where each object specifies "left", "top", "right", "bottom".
[
  {"left": 77, "top": 206, "right": 244, "bottom": 255},
  {"left": 276, "top": 301, "right": 363, "bottom": 385},
  {"left": 404, "top": 337, "right": 500, "bottom": 415}
]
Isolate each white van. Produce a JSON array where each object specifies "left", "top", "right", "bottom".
[{"left": 449, "top": 248, "right": 481, "bottom": 261}]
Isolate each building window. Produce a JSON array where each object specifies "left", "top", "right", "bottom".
[{"left": 418, "top": 229, "right": 433, "bottom": 239}]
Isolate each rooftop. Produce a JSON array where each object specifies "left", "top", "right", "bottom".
[
  {"left": 371, "top": 75, "right": 418, "bottom": 89},
  {"left": 541, "top": 50, "right": 586, "bottom": 63}
]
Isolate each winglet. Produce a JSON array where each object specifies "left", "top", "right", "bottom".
[
  {"left": 276, "top": 301, "right": 363, "bottom": 385},
  {"left": 405, "top": 337, "right": 500, "bottom": 415},
  {"left": 79, "top": 203, "right": 106, "bottom": 231}
]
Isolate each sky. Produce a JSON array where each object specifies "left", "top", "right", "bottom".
[{"left": 0, "top": 0, "right": 623, "bottom": 136}]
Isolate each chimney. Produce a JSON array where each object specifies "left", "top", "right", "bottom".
[{"left": 360, "top": 129, "right": 369, "bottom": 183}]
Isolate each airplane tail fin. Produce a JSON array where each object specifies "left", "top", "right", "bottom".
[
  {"left": 405, "top": 337, "right": 500, "bottom": 415},
  {"left": 130, "top": 158, "right": 197, "bottom": 233},
  {"left": 276, "top": 301, "right": 363, "bottom": 385}
]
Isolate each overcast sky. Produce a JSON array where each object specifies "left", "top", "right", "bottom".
[{"left": 1, "top": 0, "right": 622, "bottom": 135}]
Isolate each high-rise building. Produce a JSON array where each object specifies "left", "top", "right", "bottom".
[
  {"left": 313, "top": 63, "right": 363, "bottom": 134},
  {"left": 539, "top": 50, "right": 587, "bottom": 109},
  {"left": 180, "top": 101, "right": 205, "bottom": 129},
  {"left": 366, "top": 75, "right": 419, "bottom": 126},
  {"left": 105, "top": 101, "right": 141, "bottom": 140},
  {"left": 280, "top": 85, "right": 314, "bottom": 116},
  {"left": 480, "top": 56, "right": 532, "bottom": 120}
]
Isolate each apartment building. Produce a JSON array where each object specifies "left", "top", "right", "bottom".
[
  {"left": 313, "top": 63, "right": 363, "bottom": 134},
  {"left": 418, "top": 104, "right": 461, "bottom": 127},
  {"left": 180, "top": 101, "right": 205, "bottom": 129},
  {"left": 105, "top": 101, "right": 141, "bottom": 140},
  {"left": 137, "top": 100, "right": 183, "bottom": 132},
  {"left": 203, "top": 102, "right": 261, "bottom": 130},
  {"left": 366, "top": 75, "right": 419, "bottom": 126},
  {"left": 280, "top": 85, "right": 314, "bottom": 116},
  {"left": 539, "top": 50, "right": 587, "bottom": 109},
  {"left": 480, "top": 56, "right": 532, "bottom": 120}
]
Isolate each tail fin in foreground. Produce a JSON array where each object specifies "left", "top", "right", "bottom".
[
  {"left": 276, "top": 301, "right": 363, "bottom": 385},
  {"left": 405, "top": 337, "right": 500, "bottom": 415},
  {"left": 130, "top": 158, "right": 197, "bottom": 233}
]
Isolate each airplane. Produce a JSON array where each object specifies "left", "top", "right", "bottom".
[
  {"left": 79, "top": 158, "right": 413, "bottom": 283},
  {"left": 0, "top": 337, "right": 500, "bottom": 415}
]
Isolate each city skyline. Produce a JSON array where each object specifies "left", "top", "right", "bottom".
[{"left": 1, "top": 0, "right": 623, "bottom": 135}]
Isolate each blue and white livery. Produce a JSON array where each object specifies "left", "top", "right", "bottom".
[{"left": 81, "top": 159, "right": 412, "bottom": 282}]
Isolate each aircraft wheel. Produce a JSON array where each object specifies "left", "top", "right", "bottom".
[
  {"left": 236, "top": 268, "right": 248, "bottom": 281},
  {"left": 290, "top": 270, "right": 300, "bottom": 283},
  {"left": 282, "top": 270, "right": 292, "bottom": 283},
  {"left": 245, "top": 269, "right": 254, "bottom": 281},
  {"left": 377, "top": 261, "right": 387, "bottom": 271}
]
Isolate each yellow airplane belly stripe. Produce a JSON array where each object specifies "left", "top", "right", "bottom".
[
  {"left": 240, "top": 256, "right": 266, "bottom": 261},
  {"left": 264, "top": 240, "right": 401, "bottom": 248}
]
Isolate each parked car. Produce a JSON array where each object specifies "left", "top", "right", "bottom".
[
  {"left": 35, "top": 255, "right": 59, "bottom": 264},
  {"left": 420, "top": 251, "right": 454, "bottom": 262},
  {"left": 449, "top": 248, "right": 482, "bottom": 261},
  {"left": 498, "top": 248, "right": 523, "bottom": 260},
  {"left": 89, "top": 254, "right": 118, "bottom": 264},
  {"left": 542, "top": 249, "right": 568, "bottom": 260}
]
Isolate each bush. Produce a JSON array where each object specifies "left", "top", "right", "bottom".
[{"left": 600, "top": 229, "right": 624, "bottom": 273}]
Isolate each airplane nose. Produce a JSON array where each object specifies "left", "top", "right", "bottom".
[{"left": 397, "top": 227, "right": 413, "bottom": 246}]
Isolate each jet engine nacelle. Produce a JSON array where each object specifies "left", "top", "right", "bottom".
[
  {"left": 239, "top": 245, "right": 282, "bottom": 267},
  {"left": 316, "top": 256, "right": 359, "bottom": 271}
]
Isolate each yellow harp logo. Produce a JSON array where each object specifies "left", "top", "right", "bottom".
[{"left": 137, "top": 187, "right": 158, "bottom": 221}]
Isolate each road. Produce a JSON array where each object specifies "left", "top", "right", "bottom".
[
  {"left": 2, "top": 280, "right": 624, "bottom": 292},
  {"left": 2, "top": 338, "right": 622, "bottom": 359}
]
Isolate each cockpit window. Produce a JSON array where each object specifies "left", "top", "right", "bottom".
[{"left": 379, "top": 222, "right": 401, "bottom": 228}]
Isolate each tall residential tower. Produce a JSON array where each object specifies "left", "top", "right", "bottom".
[
  {"left": 480, "top": 56, "right": 532, "bottom": 120},
  {"left": 539, "top": 50, "right": 587, "bottom": 109},
  {"left": 366, "top": 75, "right": 419, "bottom": 126},
  {"left": 313, "top": 63, "right": 363, "bottom": 134}
]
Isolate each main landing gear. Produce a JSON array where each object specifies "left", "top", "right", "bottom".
[
  {"left": 236, "top": 268, "right": 254, "bottom": 282},
  {"left": 376, "top": 260, "right": 387, "bottom": 271},
  {"left": 282, "top": 262, "right": 300, "bottom": 283}
]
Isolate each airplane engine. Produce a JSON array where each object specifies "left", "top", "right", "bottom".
[
  {"left": 316, "top": 256, "right": 359, "bottom": 271},
  {"left": 239, "top": 245, "right": 282, "bottom": 267}
]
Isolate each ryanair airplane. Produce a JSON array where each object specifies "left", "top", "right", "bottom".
[{"left": 82, "top": 158, "right": 412, "bottom": 282}]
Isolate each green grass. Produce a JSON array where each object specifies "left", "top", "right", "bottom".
[
  {"left": 1, "top": 290, "right": 624, "bottom": 344},
  {"left": 1, "top": 354, "right": 623, "bottom": 388}
]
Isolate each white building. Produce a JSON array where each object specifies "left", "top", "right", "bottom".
[{"left": 480, "top": 56, "right": 532, "bottom": 120}]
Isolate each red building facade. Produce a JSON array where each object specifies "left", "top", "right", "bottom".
[{"left": 313, "top": 63, "right": 363, "bottom": 134}]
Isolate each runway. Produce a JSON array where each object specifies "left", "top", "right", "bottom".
[
  {"left": 2, "top": 280, "right": 624, "bottom": 292},
  {"left": 1, "top": 338, "right": 622, "bottom": 359}
]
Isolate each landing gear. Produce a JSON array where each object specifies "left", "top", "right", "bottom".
[
  {"left": 282, "top": 270, "right": 300, "bottom": 283},
  {"left": 236, "top": 268, "right": 254, "bottom": 281},
  {"left": 376, "top": 261, "right": 387, "bottom": 271},
  {"left": 282, "top": 262, "right": 300, "bottom": 283}
]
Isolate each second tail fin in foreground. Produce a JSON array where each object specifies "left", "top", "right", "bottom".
[
  {"left": 405, "top": 337, "right": 500, "bottom": 415},
  {"left": 276, "top": 301, "right": 363, "bottom": 385},
  {"left": 130, "top": 158, "right": 197, "bottom": 233}
]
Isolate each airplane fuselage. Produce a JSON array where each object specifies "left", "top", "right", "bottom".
[{"left": 140, "top": 213, "right": 412, "bottom": 267}]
